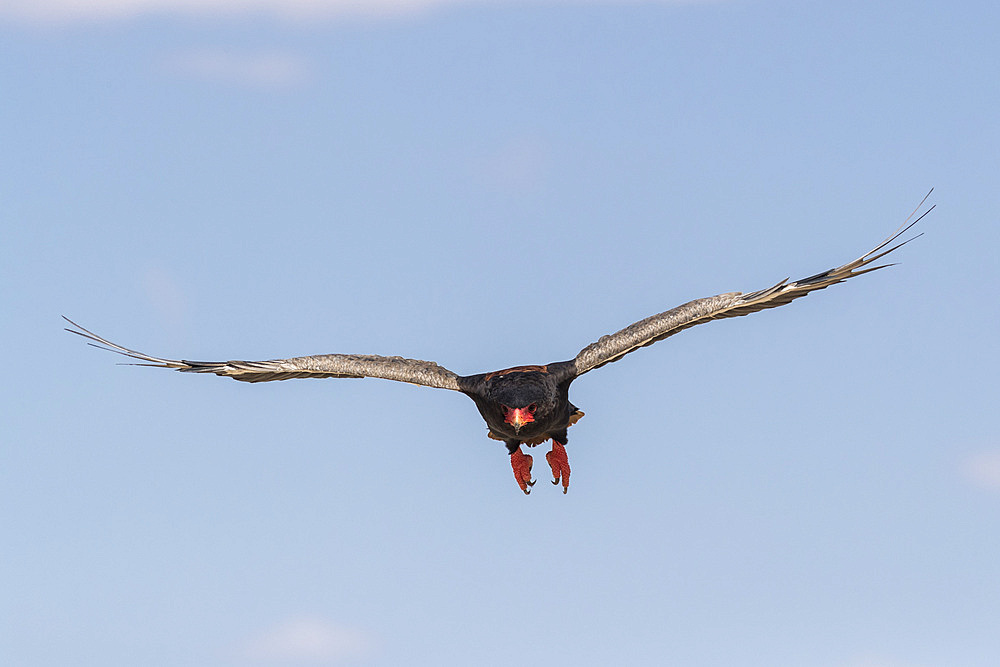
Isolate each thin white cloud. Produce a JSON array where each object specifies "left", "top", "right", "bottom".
[
  {"left": 163, "top": 49, "right": 312, "bottom": 89},
  {"left": 834, "top": 656, "right": 926, "bottom": 667},
  {"left": 142, "top": 263, "right": 190, "bottom": 334},
  {"left": 0, "top": 0, "right": 449, "bottom": 24},
  {"left": 239, "top": 616, "right": 374, "bottom": 663},
  {"left": 478, "top": 134, "right": 551, "bottom": 192},
  {"left": 961, "top": 450, "right": 1000, "bottom": 491},
  {"left": 2, "top": 0, "right": 707, "bottom": 26}
]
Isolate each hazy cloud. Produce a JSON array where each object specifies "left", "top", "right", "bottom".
[
  {"left": 163, "top": 49, "right": 312, "bottom": 89},
  {"left": 240, "top": 616, "right": 374, "bottom": 664},
  {"left": 2, "top": 0, "right": 707, "bottom": 26},
  {"left": 142, "top": 263, "right": 189, "bottom": 332},
  {"left": 834, "top": 656, "right": 926, "bottom": 667},
  {"left": 0, "top": 0, "right": 427, "bottom": 24},
  {"left": 961, "top": 450, "right": 1000, "bottom": 491},
  {"left": 478, "top": 134, "right": 551, "bottom": 192}
]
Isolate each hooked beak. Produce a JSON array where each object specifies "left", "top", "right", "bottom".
[{"left": 503, "top": 406, "right": 536, "bottom": 432}]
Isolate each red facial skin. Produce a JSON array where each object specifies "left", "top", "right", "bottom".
[{"left": 502, "top": 404, "right": 537, "bottom": 430}]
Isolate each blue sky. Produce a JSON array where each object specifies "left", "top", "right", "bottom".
[{"left": 2, "top": 1, "right": 998, "bottom": 665}]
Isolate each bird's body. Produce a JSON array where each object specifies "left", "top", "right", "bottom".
[
  {"left": 67, "top": 195, "right": 933, "bottom": 494},
  {"left": 462, "top": 366, "right": 572, "bottom": 442}
]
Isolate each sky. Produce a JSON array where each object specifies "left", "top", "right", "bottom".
[{"left": 2, "top": 1, "right": 999, "bottom": 665}]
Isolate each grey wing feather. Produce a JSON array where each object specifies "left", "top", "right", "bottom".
[
  {"left": 64, "top": 318, "right": 462, "bottom": 391},
  {"left": 572, "top": 194, "right": 934, "bottom": 377}
]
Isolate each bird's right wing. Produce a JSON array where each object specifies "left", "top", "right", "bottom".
[
  {"left": 64, "top": 318, "right": 462, "bottom": 391},
  {"left": 569, "top": 194, "right": 933, "bottom": 378}
]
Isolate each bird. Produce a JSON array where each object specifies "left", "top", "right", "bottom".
[{"left": 66, "top": 194, "right": 933, "bottom": 495}]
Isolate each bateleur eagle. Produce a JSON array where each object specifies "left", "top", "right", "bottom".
[{"left": 66, "top": 194, "right": 933, "bottom": 494}]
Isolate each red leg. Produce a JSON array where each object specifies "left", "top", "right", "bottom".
[
  {"left": 545, "top": 440, "right": 571, "bottom": 494},
  {"left": 510, "top": 447, "right": 535, "bottom": 495}
]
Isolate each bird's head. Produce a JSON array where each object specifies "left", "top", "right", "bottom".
[{"left": 487, "top": 371, "right": 554, "bottom": 435}]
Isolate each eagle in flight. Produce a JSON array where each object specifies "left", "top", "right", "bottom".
[{"left": 66, "top": 195, "right": 932, "bottom": 494}]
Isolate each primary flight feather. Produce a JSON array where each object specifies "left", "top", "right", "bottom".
[{"left": 67, "top": 194, "right": 933, "bottom": 494}]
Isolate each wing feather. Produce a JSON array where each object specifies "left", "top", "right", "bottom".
[
  {"left": 571, "top": 194, "right": 934, "bottom": 377},
  {"left": 64, "top": 318, "right": 462, "bottom": 391}
]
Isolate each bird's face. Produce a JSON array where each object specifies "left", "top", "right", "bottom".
[
  {"left": 478, "top": 367, "right": 559, "bottom": 437},
  {"left": 490, "top": 379, "right": 552, "bottom": 435},
  {"left": 501, "top": 403, "right": 537, "bottom": 432}
]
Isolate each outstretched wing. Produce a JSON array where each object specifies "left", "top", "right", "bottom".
[
  {"left": 64, "top": 318, "right": 462, "bottom": 391},
  {"left": 571, "top": 194, "right": 934, "bottom": 377}
]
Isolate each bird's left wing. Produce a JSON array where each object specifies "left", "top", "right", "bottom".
[
  {"left": 569, "top": 195, "right": 933, "bottom": 378},
  {"left": 64, "top": 318, "right": 462, "bottom": 391}
]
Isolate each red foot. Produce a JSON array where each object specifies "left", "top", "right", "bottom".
[
  {"left": 545, "top": 441, "right": 571, "bottom": 494},
  {"left": 510, "top": 448, "right": 535, "bottom": 495}
]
